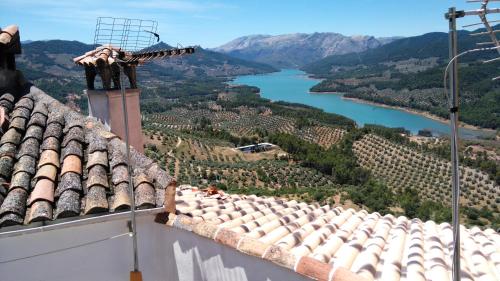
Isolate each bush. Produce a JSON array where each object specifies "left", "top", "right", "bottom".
[{"left": 347, "top": 180, "right": 394, "bottom": 214}]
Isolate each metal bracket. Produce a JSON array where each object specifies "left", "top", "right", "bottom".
[{"left": 445, "top": 10, "right": 466, "bottom": 19}]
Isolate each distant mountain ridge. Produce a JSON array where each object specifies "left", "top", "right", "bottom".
[
  {"left": 213, "top": 33, "right": 401, "bottom": 68},
  {"left": 302, "top": 26, "right": 500, "bottom": 76}
]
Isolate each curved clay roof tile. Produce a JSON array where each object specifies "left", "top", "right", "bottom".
[
  {"left": 0, "top": 25, "right": 19, "bottom": 45},
  {"left": 29, "top": 179, "right": 55, "bottom": 205}
]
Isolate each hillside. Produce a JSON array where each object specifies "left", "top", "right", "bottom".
[
  {"left": 213, "top": 33, "right": 400, "bottom": 68},
  {"left": 301, "top": 27, "right": 500, "bottom": 129},
  {"left": 302, "top": 29, "right": 498, "bottom": 76},
  {"left": 16, "top": 40, "right": 277, "bottom": 110},
  {"left": 19, "top": 40, "right": 276, "bottom": 79},
  {"left": 141, "top": 86, "right": 499, "bottom": 228}
]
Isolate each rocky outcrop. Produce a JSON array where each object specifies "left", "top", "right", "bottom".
[{"left": 213, "top": 33, "right": 400, "bottom": 68}]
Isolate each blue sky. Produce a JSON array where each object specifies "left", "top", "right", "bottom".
[{"left": 0, "top": 0, "right": 485, "bottom": 48}]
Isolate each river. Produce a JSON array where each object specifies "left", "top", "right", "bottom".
[{"left": 231, "top": 69, "right": 493, "bottom": 139}]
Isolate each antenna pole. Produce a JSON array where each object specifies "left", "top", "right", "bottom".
[
  {"left": 84, "top": 17, "right": 195, "bottom": 281},
  {"left": 119, "top": 68, "right": 142, "bottom": 281},
  {"left": 446, "top": 7, "right": 461, "bottom": 281}
]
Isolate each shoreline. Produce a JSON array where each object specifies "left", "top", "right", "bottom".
[
  {"left": 311, "top": 91, "right": 495, "bottom": 133},
  {"left": 346, "top": 97, "right": 494, "bottom": 133}
]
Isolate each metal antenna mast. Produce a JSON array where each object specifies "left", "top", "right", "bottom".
[
  {"left": 87, "top": 17, "right": 195, "bottom": 281},
  {"left": 444, "top": 1, "right": 500, "bottom": 280},
  {"left": 94, "top": 17, "right": 158, "bottom": 281}
]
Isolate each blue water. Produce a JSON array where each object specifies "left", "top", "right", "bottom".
[{"left": 231, "top": 69, "right": 492, "bottom": 139}]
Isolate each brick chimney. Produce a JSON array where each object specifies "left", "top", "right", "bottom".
[{"left": 73, "top": 47, "right": 144, "bottom": 152}]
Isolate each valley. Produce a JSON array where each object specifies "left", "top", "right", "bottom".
[
  {"left": 140, "top": 83, "right": 499, "bottom": 228},
  {"left": 17, "top": 33, "right": 500, "bottom": 230}
]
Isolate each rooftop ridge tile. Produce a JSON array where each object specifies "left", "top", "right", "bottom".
[{"left": 163, "top": 186, "right": 499, "bottom": 281}]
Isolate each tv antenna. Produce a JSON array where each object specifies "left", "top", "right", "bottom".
[
  {"left": 74, "top": 17, "right": 195, "bottom": 281},
  {"left": 444, "top": 1, "right": 499, "bottom": 281}
]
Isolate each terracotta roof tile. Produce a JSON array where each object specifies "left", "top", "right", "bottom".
[
  {"left": 133, "top": 173, "right": 150, "bottom": 188},
  {"left": 32, "top": 102, "right": 48, "bottom": 116},
  {"left": 111, "top": 182, "right": 131, "bottom": 211},
  {"left": 108, "top": 142, "right": 128, "bottom": 168},
  {"left": 61, "top": 127, "right": 85, "bottom": 147},
  {"left": 84, "top": 186, "right": 108, "bottom": 214},
  {"left": 56, "top": 172, "right": 81, "bottom": 197},
  {"left": 0, "top": 212, "right": 23, "bottom": 227},
  {"left": 164, "top": 187, "right": 500, "bottom": 281},
  {"left": 10, "top": 171, "right": 30, "bottom": 191},
  {"left": 0, "top": 188, "right": 27, "bottom": 219},
  {"left": 0, "top": 87, "right": 176, "bottom": 229},
  {"left": 295, "top": 256, "right": 332, "bottom": 281},
  {"left": 11, "top": 106, "right": 31, "bottom": 120},
  {"left": 0, "top": 93, "right": 15, "bottom": 112},
  {"left": 29, "top": 178, "right": 54, "bottom": 205},
  {"left": 87, "top": 136, "right": 107, "bottom": 153},
  {"left": 134, "top": 182, "right": 155, "bottom": 209},
  {"left": 14, "top": 97, "right": 34, "bottom": 111},
  {"left": 87, "top": 165, "right": 109, "bottom": 189},
  {"left": 111, "top": 164, "right": 129, "bottom": 185},
  {"left": 60, "top": 155, "right": 82, "bottom": 176},
  {"left": 64, "top": 115, "right": 84, "bottom": 131},
  {"left": 73, "top": 45, "right": 122, "bottom": 66},
  {"left": 40, "top": 136, "right": 60, "bottom": 152},
  {"left": 47, "top": 115, "right": 64, "bottom": 130},
  {"left": 43, "top": 122, "right": 63, "bottom": 140},
  {"left": 33, "top": 164, "right": 57, "bottom": 182},
  {"left": 9, "top": 117, "right": 27, "bottom": 131},
  {"left": 155, "top": 188, "right": 165, "bottom": 208},
  {"left": 0, "top": 143, "right": 16, "bottom": 158},
  {"left": 1, "top": 128, "right": 22, "bottom": 146},
  {"left": 61, "top": 140, "right": 83, "bottom": 159},
  {"left": 0, "top": 156, "right": 14, "bottom": 179},
  {"left": 87, "top": 151, "right": 108, "bottom": 169},
  {"left": 13, "top": 155, "right": 36, "bottom": 176},
  {"left": 38, "top": 150, "right": 60, "bottom": 168},
  {"left": 0, "top": 25, "right": 19, "bottom": 46},
  {"left": 54, "top": 189, "right": 80, "bottom": 219},
  {"left": 28, "top": 200, "right": 52, "bottom": 223},
  {"left": 16, "top": 138, "right": 40, "bottom": 159}
]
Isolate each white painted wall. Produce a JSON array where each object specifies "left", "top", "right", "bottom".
[{"left": 0, "top": 213, "right": 310, "bottom": 281}]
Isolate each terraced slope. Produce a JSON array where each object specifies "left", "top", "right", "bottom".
[
  {"left": 145, "top": 108, "right": 346, "bottom": 148},
  {"left": 176, "top": 159, "right": 337, "bottom": 191},
  {"left": 297, "top": 126, "right": 346, "bottom": 149},
  {"left": 142, "top": 127, "right": 341, "bottom": 204},
  {"left": 353, "top": 134, "right": 499, "bottom": 211}
]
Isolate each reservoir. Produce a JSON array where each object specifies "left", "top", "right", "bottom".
[{"left": 231, "top": 69, "right": 492, "bottom": 139}]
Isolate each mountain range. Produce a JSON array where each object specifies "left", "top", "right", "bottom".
[
  {"left": 213, "top": 33, "right": 401, "bottom": 68},
  {"left": 302, "top": 29, "right": 500, "bottom": 76}
]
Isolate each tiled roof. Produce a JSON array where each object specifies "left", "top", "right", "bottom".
[
  {"left": 72, "top": 45, "right": 195, "bottom": 66},
  {"left": 164, "top": 185, "right": 500, "bottom": 281},
  {"left": 0, "top": 86, "right": 175, "bottom": 230},
  {"left": 0, "top": 25, "right": 19, "bottom": 47},
  {"left": 73, "top": 45, "right": 122, "bottom": 66}
]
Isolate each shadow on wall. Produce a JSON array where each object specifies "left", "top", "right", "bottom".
[
  {"left": 0, "top": 214, "right": 308, "bottom": 281},
  {"left": 141, "top": 218, "right": 309, "bottom": 281}
]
